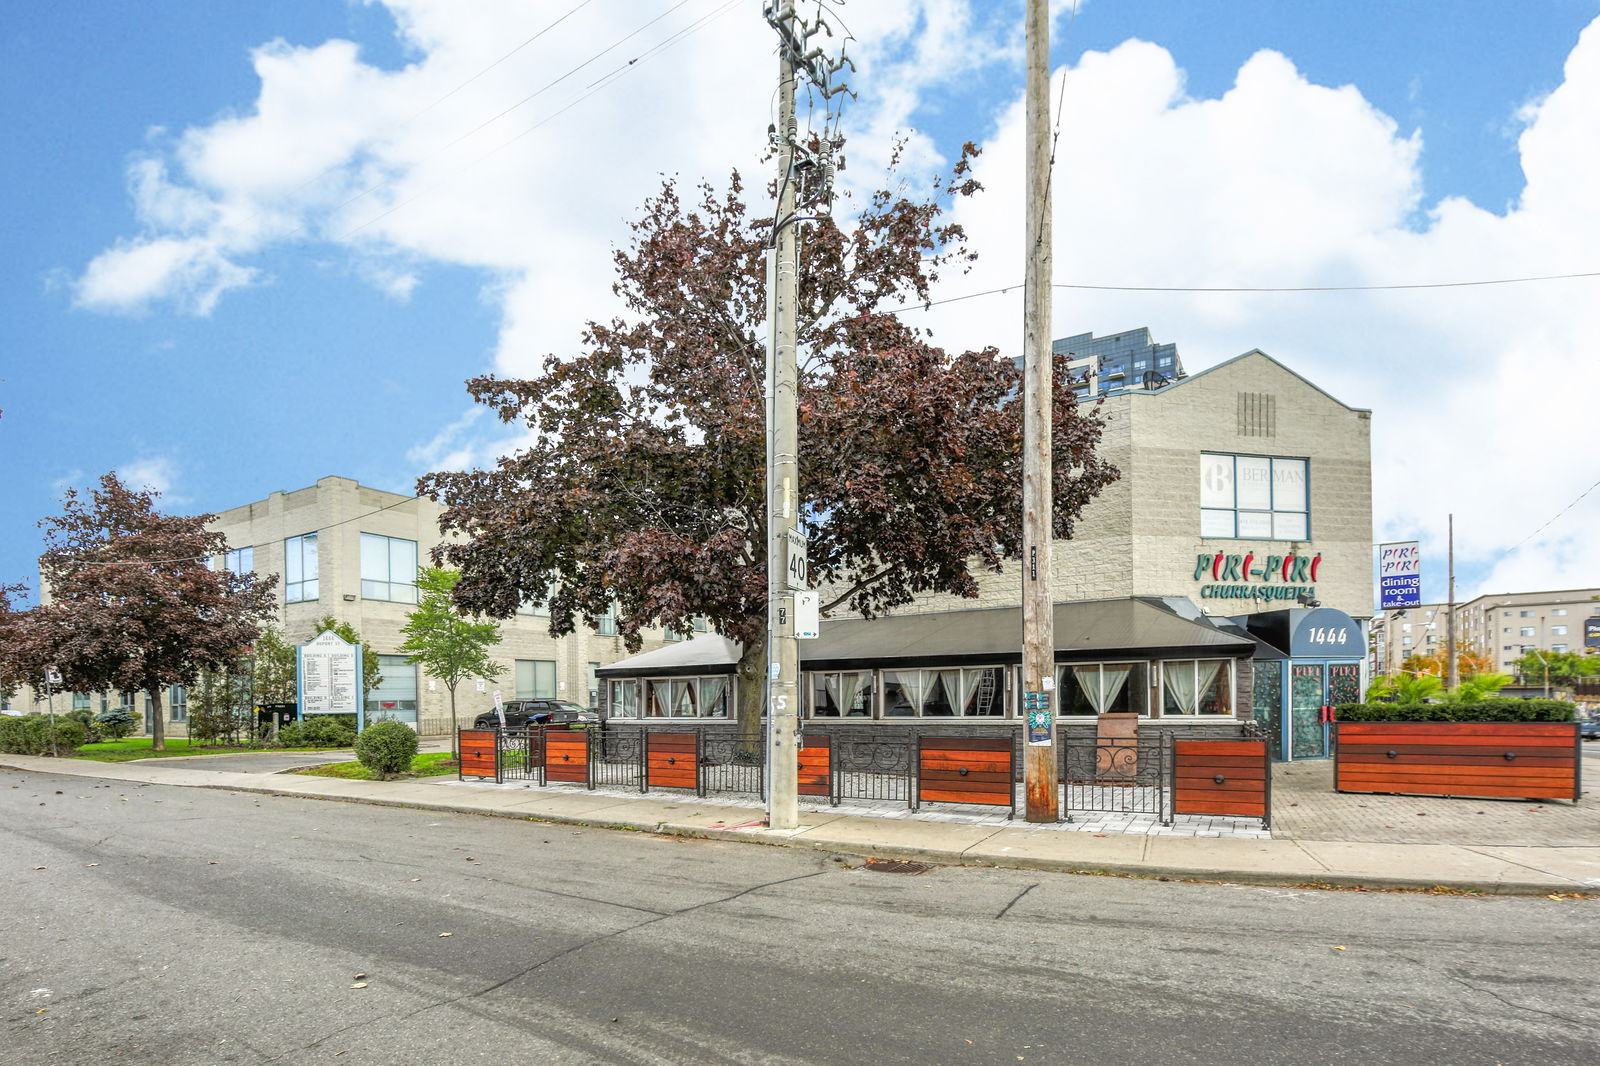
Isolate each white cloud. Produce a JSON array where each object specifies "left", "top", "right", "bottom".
[
  {"left": 71, "top": 3, "right": 1600, "bottom": 600},
  {"left": 117, "top": 456, "right": 181, "bottom": 499}
]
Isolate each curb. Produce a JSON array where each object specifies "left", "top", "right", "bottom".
[{"left": 2, "top": 757, "right": 1588, "bottom": 896}]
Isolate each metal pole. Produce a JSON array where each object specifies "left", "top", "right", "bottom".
[
  {"left": 45, "top": 678, "right": 58, "bottom": 758},
  {"left": 765, "top": 0, "right": 801, "bottom": 830},
  {"left": 1446, "top": 513, "right": 1458, "bottom": 690},
  {"left": 1021, "top": 0, "right": 1059, "bottom": 822}
]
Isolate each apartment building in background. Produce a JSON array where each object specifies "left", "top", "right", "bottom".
[{"left": 1372, "top": 587, "right": 1600, "bottom": 676}]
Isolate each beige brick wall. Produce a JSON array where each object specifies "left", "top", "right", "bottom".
[{"left": 876, "top": 351, "right": 1374, "bottom": 622}]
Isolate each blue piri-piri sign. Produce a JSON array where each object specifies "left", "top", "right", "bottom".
[{"left": 1377, "top": 541, "right": 1420, "bottom": 609}]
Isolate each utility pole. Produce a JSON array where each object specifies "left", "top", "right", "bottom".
[
  {"left": 763, "top": 1, "right": 851, "bottom": 830},
  {"left": 1446, "top": 513, "right": 1458, "bottom": 691},
  {"left": 1021, "top": 0, "right": 1059, "bottom": 822}
]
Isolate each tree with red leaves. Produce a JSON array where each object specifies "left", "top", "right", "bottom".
[
  {"left": 27, "top": 473, "right": 278, "bottom": 750},
  {"left": 419, "top": 143, "right": 1118, "bottom": 736}
]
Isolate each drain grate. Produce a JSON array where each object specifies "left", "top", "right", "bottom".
[{"left": 864, "top": 860, "right": 933, "bottom": 874}]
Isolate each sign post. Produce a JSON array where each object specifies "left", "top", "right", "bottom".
[
  {"left": 43, "top": 667, "right": 62, "bottom": 758},
  {"left": 1377, "top": 541, "right": 1421, "bottom": 611},
  {"left": 297, "top": 630, "right": 363, "bottom": 731}
]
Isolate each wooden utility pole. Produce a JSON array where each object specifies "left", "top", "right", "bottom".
[
  {"left": 765, "top": 0, "right": 801, "bottom": 830},
  {"left": 1021, "top": 0, "right": 1059, "bottom": 822},
  {"left": 1446, "top": 513, "right": 1458, "bottom": 691}
]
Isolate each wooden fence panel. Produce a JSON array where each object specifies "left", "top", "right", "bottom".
[
  {"left": 917, "top": 736, "right": 1014, "bottom": 817},
  {"left": 1334, "top": 722, "right": 1579, "bottom": 801},
  {"left": 544, "top": 729, "right": 590, "bottom": 784},
  {"left": 646, "top": 731, "right": 699, "bottom": 792},
  {"left": 458, "top": 729, "right": 499, "bottom": 781},
  {"left": 798, "top": 734, "right": 830, "bottom": 798},
  {"left": 1173, "top": 739, "right": 1270, "bottom": 824}
]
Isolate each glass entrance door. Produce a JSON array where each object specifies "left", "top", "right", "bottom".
[{"left": 1289, "top": 663, "right": 1327, "bottom": 759}]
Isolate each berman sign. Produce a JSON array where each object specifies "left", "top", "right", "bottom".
[{"left": 1377, "top": 541, "right": 1421, "bottom": 610}]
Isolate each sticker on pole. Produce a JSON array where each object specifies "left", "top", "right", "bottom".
[{"left": 1023, "top": 692, "right": 1053, "bottom": 745}]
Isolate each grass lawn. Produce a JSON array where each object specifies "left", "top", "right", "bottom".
[
  {"left": 74, "top": 738, "right": 348, "bottom": 762},
  {"left": 294, "top": 752, "right": 458, "bottom": 780}
]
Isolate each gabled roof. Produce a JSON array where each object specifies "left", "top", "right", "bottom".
[
  {"left": 1142, "top": 348, "right": 1370, "bottom": 413},
  {"left": 596, "top": 597, "right": 1252, "bottom": 677}
]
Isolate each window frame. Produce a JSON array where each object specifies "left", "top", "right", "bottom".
[
  {"left": 359, "top": 533, "right": 419, "bottom": 604},
  {"left": 285, "top": 533, "right": 319, "bottom": 603},
  {"left": 1199, "top": 452, "right": 1311, "bottom": 541},
  {"left": 1157, "top": 659, "right": 1236, "bottom": 718}
]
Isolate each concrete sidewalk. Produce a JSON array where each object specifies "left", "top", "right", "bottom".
[{"left": 5, "top": 753, "right": 1598, "bottom": 896}]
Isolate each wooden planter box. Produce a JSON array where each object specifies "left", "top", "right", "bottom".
[{"left": 1333, "top": 721, "right": 1580, "bottom": 801}]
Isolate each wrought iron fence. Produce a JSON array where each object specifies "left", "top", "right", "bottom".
[
  {"left": 496, "top": 729, "right": 539, "bottom": 783},
  {"left": 828, "top": 730, "right": 915, "bottom": 807},
  {"left": 1057, "top": 736, "right": 1172, "bottom": 822},
  {"left": 591, "top": 728, "right": 643, "bottom": 792}
]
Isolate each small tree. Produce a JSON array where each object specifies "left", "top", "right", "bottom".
[
  {"left": 1450, "top": 672, "right": 1514, "bottom": 704},
  {"left": 399, "top": 567, "right": 502, "bottom": 758},
  {"left": 1510, "top": 647, "right": 1599, "bottom": 686},
  {"left": 1401, "top": 641, "right": 1493, "bottom": 680},
  {"left": 0, "top": 581, "right": 30, "bottom": 704},
  {"left": 354, "top": 719, "right": 418, "bottom": 780},
  {"left": 251, "top": 626, "right": 298, "bottom": 708},
  {"left": 187, "top": 662, "right": 255, "bottom": 745},
  {"left": 1365, "top": 672, "right": 1444, "bottom": 703},
  {"left": 29, "top": 474, "right": 277, "bottom": 751}
]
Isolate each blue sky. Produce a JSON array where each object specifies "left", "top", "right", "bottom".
[{"left": 4, "top": 1, "right": 1599, "bottom": 610}]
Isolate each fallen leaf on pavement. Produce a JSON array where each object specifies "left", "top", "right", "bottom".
[
  {"left": 438, "top": 932, "right": 453, "bottom": 937},
  {"left": 1334, "top": 945, "right": 1347, "bottom": 951},
  {"left": 353, "top": 973, "right": 367, "bottom": 980},
  {"left": 351, "top": 982, "right": 368, "bottom": 989},
  {"left": 85, "top": 863, "right": 99, "bottom": 868}
]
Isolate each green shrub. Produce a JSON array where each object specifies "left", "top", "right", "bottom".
[
  {"left": 1334, "top": 699, "right": 1575, "bottom": 723},
  {"left": 94, "top": 708, "right": 139, "bottom": 740},
  {"left": 354, "top": 720, "right": 419, "bottom": 779},
  {"left": 275, "top": 717, "right": 357, "bottom": 748},
  {"left": 0, "top": 714, "right": 89, "bottom": 755}
]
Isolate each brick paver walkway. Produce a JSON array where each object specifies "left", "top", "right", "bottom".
[{"left": 1269, "top": 755, "right": 1598, "bottom": 846}]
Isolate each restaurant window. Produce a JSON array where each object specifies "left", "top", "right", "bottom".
[
  {"left": 1159, "top": 660, "right": 1233, "bottom": 716},
  {"left": 644, "top": 677, "right": 729, "bottom": 718},
  {"left": 808, "top": 671, "right": 875, "bottom": 717},
  {"left": 360, "top": 533, "right": 418, "bottom": 603},
  {"left": 1199, "top": 453, "right": 1309, "bottom": 540},
  {"left": 516, "top": 659, "right": 557, "bottom": 700},
  {"left": 606, "top": 678, "right": 641, "bottom": 718},
  {"left": 285, "top": 533, "right": 319, "bottom": 603},
  {"left": 1055, "top": 662, "right": 1148, "bottom": 716},
  {"left": 882, "top": 667, "right": 1005, "bottom": 717}
]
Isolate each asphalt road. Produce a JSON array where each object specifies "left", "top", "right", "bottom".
[{"left": 4, "top": 768, "right": 1598, "bottom": 1066}]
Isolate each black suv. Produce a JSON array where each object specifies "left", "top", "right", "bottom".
[{"left": 472, "top": 700, "right": 595, "bottom": 730}]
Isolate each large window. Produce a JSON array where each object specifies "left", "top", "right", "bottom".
[
  {"left": 367, "top": 655, "right": 417, "bottom": 725},
  {"left": 360, "top": 534, "right": 418, "bottom": 603},
  {"left": 168, "top": 684, "right": 187, "bottom": 723},
  {"left": 882, "top": 667, "right": 1005, "bottom": 717},
  {"left": 1160, "top": 660, "right": 1233, "bottom": 716},
  {"left": 515, "top": 659, "right": 557, "bottom": 699},
  {"left": 285, "top": 533, "right": 319, "bottom": 603},
  {"left": 643, "top": 677, "right": 729, "bottom": 718},
  {"left": 1056, "top": 662, "right": 1148, "bottom": 716},
  {"left": 597, "top": 605, "right": 617, "bottom": 637},
  {"left": 808, "top": 671, "right": 876, "bottom": 717},
  {"left": 605, "top": 678, "right": 641, "bottom": 717},
  {"left": 1200, "top": 453, "right": 1309, "bottom": 540}
]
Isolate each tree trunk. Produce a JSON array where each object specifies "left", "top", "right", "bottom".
[
  {"left": 448, "top": 683, "right": 459, "bottom": 762},
  {"left": 149, "top": 684, "right": 165, "bottom": 752},
  {"left": 735, "top": 636, "right": 767, "bottom": 759}
]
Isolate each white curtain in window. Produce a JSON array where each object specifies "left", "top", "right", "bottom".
[
  {"left": 646, "top": 680, "right": 669, "bottom": 717},
  {"left": 701, "top": 677, "right": 728, "bottom": 717},
  {"left": 1072, "top": 665, "right": 1103, "bottom": 710},
  {"left": 888, "top": 670, "right": 935, "bottom": 715},
  {"left": 1100, "top": 665, "right": 1131, "bottom": 712},
  {"left": 671, "top": 680, "right": 698, "bottom": 717},
  {"left": 1195, "top": 661, "right": 1223, "bottom": 712},
  {"left": 825, "top": 673, "right": 860, "bottom": 717},
  {"left": 1165, "top": 662, "right": 1199, "bottom": 715}
]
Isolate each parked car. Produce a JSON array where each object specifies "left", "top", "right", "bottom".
[
  {"left": 1580, "top": 715, "right": 1600, "bottom": 741},
  {"left": 472, "top": 700, "right": 596, "bottom": 730}
]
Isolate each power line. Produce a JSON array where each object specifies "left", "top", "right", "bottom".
[
  {"left": 1051, "top": 270, "right": 1600, "bottom": 293},
  {"left": 1508, "top": 474, "right": 1600, "bottom": 552},
  {"left": 336, "top": 0, "right": 738, "bottom": 243}
]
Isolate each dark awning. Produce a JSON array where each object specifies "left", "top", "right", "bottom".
[{"left": 596, "top": 598, "right": 1252, "bottom": 678}]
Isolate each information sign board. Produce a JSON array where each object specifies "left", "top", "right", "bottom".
[
  {"left": 297, "top": 630, "right": 362, "bottom": 724},
  {"left": 785, "top": 529, "right": 808, "bottom": 591},
  {"left": 1377, "top": 541, "right": 1421, "bottom": 610},
  {"left": 1585, "top": 618, "right": 1600, "bottom": 650}
]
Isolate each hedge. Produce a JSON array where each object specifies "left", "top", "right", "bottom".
[
  {"left": 0, "top": 714, "right": 89, "bottom": 755},
  {"left": 1334, "top": 699, "right": 1575, "bottom": 723}
]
